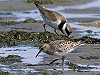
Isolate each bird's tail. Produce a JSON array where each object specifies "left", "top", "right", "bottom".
[
  {"left": 77, "top": 40, "right": 85, "bottom": 46},
  {"left": 34, "top": 2, "right": 39, "bottom": 7},
  {"left": 34, "top": 2, "right": 45, "bottom": 12}
]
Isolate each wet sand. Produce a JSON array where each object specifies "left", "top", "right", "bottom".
[
  {"left": 54, "top": 0, "right": 94, "bottom": 6},
  {"left": 0, "top": 0, "right": 94, "bottom": 11},
  {"left": 0, "top": 1, "right": 36, "bottom": 11},
  {"left": 28, "top": 44, "right": 100, "bottom": 75},
  {"left": 0, "top": 0, "right": 100, "bottom": 75}
]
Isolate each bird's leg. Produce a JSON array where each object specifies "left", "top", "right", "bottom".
[
  {"left": 62, "top": 56, "right": 65, "bottom": 67},
  {"left": 43, "top": 24, "right": 50, "bottom": 33},
  {"left": 54, "top": 29, "right": 59, "bottom": 36},
  {"left": 43, "top": 24, "right": 47, "bottom": 32},
  {"left": 49, "top": 57, "right": 65, "bottom": 65},
  {"left": 49, "top": 58, "right": 60, "bottom": 64},
  {"left": 61, "top": 56, "right": 65, "bottom": 71}
]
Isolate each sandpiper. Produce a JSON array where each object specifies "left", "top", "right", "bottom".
[
  {"left": 35, "top": 40, "right": 84, "bottom": 66},
  {"left": 34, "top": 3, "right": 73, "bottom": 37}
]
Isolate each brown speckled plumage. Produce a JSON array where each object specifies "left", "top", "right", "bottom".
[
  {"left": 36, "top": 40, "right": 83, "bottom": 57},
  {"left": 44, "top": 40, "right": 81, "bottom": 54},
  {"left": 35, "top": 40, "right": 84, "bottom": 66}
]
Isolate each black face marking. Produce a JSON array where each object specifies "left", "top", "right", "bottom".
[
  {"left": 58, "top": 21, "right": 66, "bottom": 33},
  {"left": 65, "top": 27, "right": 72, "bottom": 36}
]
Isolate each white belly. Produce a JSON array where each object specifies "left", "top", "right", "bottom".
[
  {"left": 41, "top": 14, "right": 61, "bottom": 29},
  {"left": 54, "top": 48, "right": 74, "bottom": 57}
]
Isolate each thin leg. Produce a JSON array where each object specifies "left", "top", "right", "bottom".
[
  {"left": 62, "top": 56, "right": 65, "bottom": 71},
  {"left": 49, "top": 58, "right": 61, "bottom": 64},
  {"left": 62, "top": 56, "right": 65, "bottom": 67},
  {"left": 43, "top": 24, "right": 46, "bottom": 32},
  {"left": 54, "top": 29, "right": 59, "bottom": 36}
]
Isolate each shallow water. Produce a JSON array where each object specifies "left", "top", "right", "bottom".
[
  {"left": 0, "top": 0, "right": 100, "bottom": 74},
  {"left": 0, "top": 0, "right": 100, "bottom": 39},
  {"left": 70, "top": 22, "right": 100, "bottom": 38},
  {"left": 0, "top": 46, "right": 100, "bottom": 74},
  {"left": 0, "top": 46, "right": 43, "bottom": 73},
  {"left": 0, "top": 46, "right": 43, "bottom": 64}
]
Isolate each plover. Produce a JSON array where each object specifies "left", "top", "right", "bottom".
[
  {"left": 35, "top": 40, "right": 84, "bottom": 66},
  {"left": 34, "top": 3, "right": 73, "bottom": 37}
]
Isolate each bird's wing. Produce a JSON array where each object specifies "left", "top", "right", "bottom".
[
  {"left": 51, "top": 40, "right": 81, "bottom": 52},
  {"left": 50, "top": 40, "right": 66, "bottom": 52},
  {"left": 42, "top": 10, "right": 66, "bottom": 22},
  {"left": 35, "top": 3, "right": 66, "bottom": 22}
]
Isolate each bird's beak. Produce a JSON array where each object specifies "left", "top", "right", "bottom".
[
  {"left": 35, "top": 48, "right": 42, "bottom": 58},
  {"left": 67, "top": 34, "right": 74, "bottom": 39},
  {"left": 65, "top": 34, "right": 70, "bottom": 39}
]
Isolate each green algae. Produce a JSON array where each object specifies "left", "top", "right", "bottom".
[
  {"left": 0, "top": 30, "right": 68, "bottom": 46},
  {"left": 79, "top": 22, "right": 100, "bottom": 28},
  {"left": 0, "top": 30, "right": 31, "bottom": 46},
  {"left": 30, "top": 32, "right": 68, "bottom": 43},
  {"left": 0, "top": 71, "right": 14, "bottom": 75},
  {"left": 0, "top": 21, "right": 19, "bottom": 25},
  {"left": 0, "top": 18, "right": 4, "bottom": 20},
  {"left": 25, "top": 0, "right": 71, "bottom": 4},
  {"left": 0, "top": 55, "right": 22, "bottom": 65},
  {"left": 0, "top": 71, "right": 47, "bottom": 75},
  {"left": 0, "top": 30, "right": 100, "bottom": 46},
  {"left": 65, "top": 62, "right": 93, "bottom": 72},
  {"left": 25, "top": 0, "right": 53, "bottom": 4},
  {"left": 27, "top": 72, "right": 47, "bottom": 75},
  {"left": 74, "top": 36, "right": 100, "bottom": 44},
  {"left": 23, "top": 18, "right": 42, "bottom": 23},
  {"left": 79, "top": 53, "right": 100, "bottom": 60},
  {"left": 65, "top": 62, "right": 79, "bottom": 70},
  {"left": 0, "top": 18, "right": 42, "bottom": 26},
  {"left": 86, "top": 30, "right": 93, "bottom": 34}
]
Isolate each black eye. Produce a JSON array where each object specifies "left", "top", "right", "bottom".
[{"left": 40, "top": 48, "right": 43, "bottom": 50}]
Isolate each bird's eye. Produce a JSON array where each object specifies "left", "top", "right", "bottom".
[{"left": 40, "top": 48, "right": 43, "bottom": 50}]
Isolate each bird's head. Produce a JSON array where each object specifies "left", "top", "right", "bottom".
[
  {"left": 62, "top": 23, "right": 73, "bottom": 38},
  {"left": 35, "top": 44, "right": 50, "bottom": 58}
]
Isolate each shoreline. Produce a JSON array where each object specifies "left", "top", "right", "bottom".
[{"left": 0, "top": 0, "right": 95, "bottom": 11}]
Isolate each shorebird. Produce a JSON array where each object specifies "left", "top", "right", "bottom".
[
  {"left": 35, "top": 40, "right": 84, "bottom": 66},
  {"left": 34, "top": 3, "right": 73, "bottom": 37}
]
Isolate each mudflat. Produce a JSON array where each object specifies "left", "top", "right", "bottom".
[
  {"left": 0, "top": 0, "right": 94, "bottom": 11},
  {"left": 0, "top": 0, "right": 100, "bottom": 75}
]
